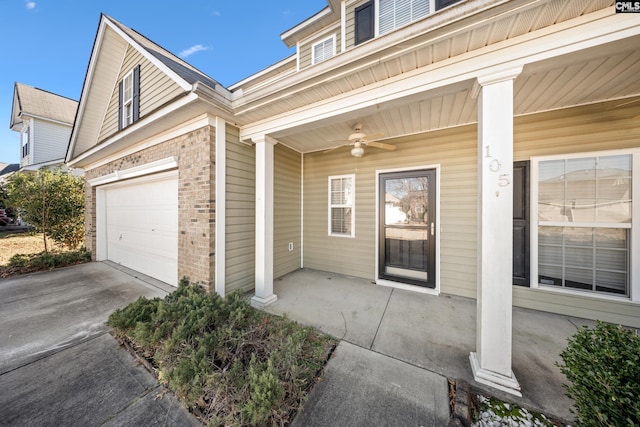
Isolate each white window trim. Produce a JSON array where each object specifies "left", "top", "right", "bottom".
[
  {"left": 530, "top": 148, "right": 640, "bottom": 303},
  {"left": 21, "top": 124, "right": 31, "bottom": 159},
  {"left": 328, "top": 174, "right": 356, "bottom": 238},
  {"left": 312, "top": 35, "right": 336, "bottom": 65},
  {"left": 375, "top": 0, "right": 435, "bottom": 36},
  {"left": 121, "top": 69, "right": 134, "bottom": 128}
]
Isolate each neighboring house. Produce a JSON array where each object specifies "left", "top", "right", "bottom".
[
  {"left": 10, "top": 83, "right": 78, "bottom": 172},
  {"left": 66, "top": 1, "right": 640, "bottom": 396},
  {"left": 0, "top": 162, "right": 19, "bottom": 180}
]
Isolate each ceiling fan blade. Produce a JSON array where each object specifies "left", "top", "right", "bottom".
[
  {"left": 363, "top": 132, "right": 385, "bottom": 141},
  {"left": 323, "top": 144, "right": 349, "bottom": 153},
  {"left": 366, "top": 141, "right": 396, "bottom": 151}
]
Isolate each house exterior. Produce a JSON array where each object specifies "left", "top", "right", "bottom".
[
  {"left": 10, "top": 83, "right": 78, "bottom": 171},
  {"left": 66, "top": 1, "right": 640, "bottom": 396}
]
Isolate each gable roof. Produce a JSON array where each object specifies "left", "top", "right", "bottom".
[
  {"left": 67, "top": 14, "right": 232, "bottom": 163},
  {"left": 105, "top": 15, "right": 222, "bottom": 91},
  {"left": 0, "top": 163, "right": 19, "bottom": 176},
  {"left": 10, "top": 83, "right": 78, "bottom": 130}
]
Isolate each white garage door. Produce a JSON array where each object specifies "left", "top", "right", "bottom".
[{"left": 102, "top": 174, "right": 178, "bottom": 286}]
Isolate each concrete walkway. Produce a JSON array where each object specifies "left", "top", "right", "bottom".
[
  {"left": 267, "top": 268, "right": 594, "bottom": 424},
  {"left": 0, "top": 262, "right": 199, "bottom": 426}
]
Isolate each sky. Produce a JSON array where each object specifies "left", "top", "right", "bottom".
[{"left": 0, "top": 0, "right": 327, "bottom": 164}]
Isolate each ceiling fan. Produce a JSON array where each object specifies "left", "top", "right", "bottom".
[{"left": 325, "top": 123, "right": 396, "bottom": 157}]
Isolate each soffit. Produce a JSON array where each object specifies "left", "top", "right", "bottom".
[
  {"left": 271, "top": 35, "right": 640, "bottom": 153},
  {"left": 234, "top": 0, "right": 614, "bottom": 125}
]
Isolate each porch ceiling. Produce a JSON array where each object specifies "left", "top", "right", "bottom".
[{"left": 272, "top": 36, "right": 640, "bottom": 154}]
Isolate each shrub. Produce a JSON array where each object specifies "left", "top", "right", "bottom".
[
  {"left": 557, "top": 321, "right": 640, "bottom": 426},
  {"left": 107, "top": 280, "right": 336, "bottom": 426}
]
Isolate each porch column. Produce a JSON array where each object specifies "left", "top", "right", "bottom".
[
  {"left": 251, "top": 135, "right": 278, "bottom": 308},
  {"left": 470, "top": 67, "right": 522, "bottom": 396}
]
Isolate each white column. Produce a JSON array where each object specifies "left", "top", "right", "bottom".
[
  {"left": 214, "top": 117, "right": 226, "bottom": 297},
  {"left": 470, "top": 67, "right": 522, "bottom": 397},
  {"left": 251, "top": 135, "right": 278, "bottom": 308}
]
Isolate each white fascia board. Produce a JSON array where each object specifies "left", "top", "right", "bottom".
[
  {"left": 21, "top": 114, "right": 74, "bottom": 128},
  {"left": 103, "top": 18, "right": 192, "bottom": 92},
  {"left": 87, "top": 156, "right": 178, "bottom": 186},
  {"left": 228, "top": 55, "right": 297, "bottom": 91},
  {"left": 240, "top": 10, "right": 639, "bottom": 140},
  {"left": 66, "top": 18, "right": 110, "bottom": 164},
  {"left": 68, "top": 92, "right": 199, "bottom": 168},
  {"left": 281, "top": 5, "right": 335, "bottom": 47}
]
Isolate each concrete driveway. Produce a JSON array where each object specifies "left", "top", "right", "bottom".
[{"left": 0, "top": 262, "right": 199, "bottom": 426}]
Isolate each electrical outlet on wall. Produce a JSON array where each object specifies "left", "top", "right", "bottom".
[{"left": 288, "top": 242, "right": 294, "bottom": 251}]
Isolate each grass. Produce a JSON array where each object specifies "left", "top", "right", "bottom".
[
  {"left": 108, "top": 280, "right": 337, "bottom": 427},
  {"left": 0, "top": 230, "right": 90, "bottom": 277}
]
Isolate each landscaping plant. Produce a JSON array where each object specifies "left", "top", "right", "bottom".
[
  {"left": 108, "top": 280, "right": 336, "bottom": 427},
  {"left": 557, "top": 321, "right": 640, "bottom": 427},
  {"left": 4, "top": 168, "right": 85, "bottom": 250}
]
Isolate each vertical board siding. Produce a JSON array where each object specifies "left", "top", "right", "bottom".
[
  {"left": 303, "top": 125, "right": 478, "bottom": 297},
  {"left": 299, "top": 27, "right": 341, "bottom": 70},
  {"left": 274, "top": 144, "right": 302, "bottom": 278},
  {"left": 345, "top": 0, "right": 371, "bottom": 50},
  {"left": 32, "top": 119, "right": 72, "bottom": 164},
  {"left": 98, "top": 45, "right": 184, "bottom": 142},
  {"left": 225, "top": 125, "right": 256, "bottom": 294}
]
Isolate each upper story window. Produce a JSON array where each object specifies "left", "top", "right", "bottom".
[
  {"left": 118, "top": 65, "right": 140, "bottom": 130},
  {"left": 312, "top": 36, "right": 336, "bottom": 65},
  {"left": 378, "top": 0, "right": 430, "bottom": 35},
  {"left": 21, "top": 126, "right": 30, "bottom": 158},
  {"left": 355, "top": 1, "right": 375, "bottom": 45}
]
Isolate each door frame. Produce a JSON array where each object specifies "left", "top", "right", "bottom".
[{"left": 375, "top": 165, "right": 440, "bottom": 295}]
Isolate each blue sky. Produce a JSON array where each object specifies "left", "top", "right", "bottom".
[{"left": 0, "top": 0, "right": 327, "bottom": 164}]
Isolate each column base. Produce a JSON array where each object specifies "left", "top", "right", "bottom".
[
  {"left": 470, "top": 352, "right": 522, "bottom": 397},
  {"left": 250, "top": 294, "right": 278, "bottom": 309}
]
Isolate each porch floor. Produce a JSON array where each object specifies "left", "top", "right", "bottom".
[{"left": 265, "top": 268, "right": 594, "bottom": 423}]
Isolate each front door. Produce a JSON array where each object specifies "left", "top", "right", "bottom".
[{"left": 379, "top": 169, "right": 436, "bottom": 288}]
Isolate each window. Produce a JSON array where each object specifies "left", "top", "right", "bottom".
[
  {"left": 533, "top": 152, "right": 634, "bottom": 297},
  {"left": 312, "top": 36, "right": 335, "bottom": 65},
  {"left": 355, "top": 1, "right": 374, "bottom": 45},
  {"left": 435, "top": 0, "right": 463, "bottom": 10},
  {"left": 118, "top": 65, "right": 140, "bottom": 130},
  {"left": 329, "top": 174, "right": 355, "bottom": 237},
  {"left": 379, "top": 0, "right": 430, "bottom": 35},
  {"left": 21, "top": 126, "right": 30, "bottom": 158}
]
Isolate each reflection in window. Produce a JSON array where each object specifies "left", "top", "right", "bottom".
[{"left": 537, "top": 154, "right": 631, "bottom": 296}]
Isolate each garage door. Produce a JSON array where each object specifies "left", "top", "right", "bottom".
[{"left": 102, "top": 174, "right": 178, "bottom": 286}]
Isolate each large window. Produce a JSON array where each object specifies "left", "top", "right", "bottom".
[
  {"left": 533, "top": 152, "right": 634, "bottom": 297},
  {"left": 312, "top": 36, "right": 335, "bottom": 65},
  {"left": 329, "top": 174, "right": 355, "bottom": 237}
]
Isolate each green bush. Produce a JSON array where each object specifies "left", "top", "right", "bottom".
[
  {"left": 7, "top": 249, "right": 91, "bottom": 270},
  {"left": 557, "top": 321, "right": 640, "bottom": 426},
  {"left": 107, "top": 280, "right": 336, "bottom": 426}
]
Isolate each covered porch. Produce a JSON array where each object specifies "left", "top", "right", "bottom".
[{"left": 265, "top": 268, "right": 595, "bottom": 422}]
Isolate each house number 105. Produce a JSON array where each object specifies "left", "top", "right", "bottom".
[{"left": 484, "top": 145, "right": 511, "bottom": 189}]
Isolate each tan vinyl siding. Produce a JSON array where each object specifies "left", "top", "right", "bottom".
[
  {"left": 513, "top": 100, "right": 640, "bottom": 328},
  {"left": 32, "top": 119, "right": 71, "bottom": 164},
  {"left": 274, "top": 144, "right": 302, "bottom": 278},
  {"left": 303, "top": 125, "right": 478, "bottom": 297},
  {"left": 345, "top": 0, "right": 371, "bottom": 50},
  {"left": 299, "top": 26, "right": 341, "bottom": 70},
  {"left": 225, "top": 125, "right": 256, "bottom": 293},
  {"left": 98, "top": 45, "right": 184, "bottom": 142}
]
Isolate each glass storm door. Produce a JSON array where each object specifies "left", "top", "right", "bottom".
[{"left": 379, "top": 169, "right": 436, "bottom": 288}]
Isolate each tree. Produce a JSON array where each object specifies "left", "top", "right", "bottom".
[{"left": 5, "top": 168, "right": 85, "bottom": 251}]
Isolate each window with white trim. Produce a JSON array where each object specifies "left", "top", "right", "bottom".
[
  {"left": 312, "top": 36, "right": 335, "bottom": 65},
  {"left": 122, "top": 71, "right": 134, "bottom": 127},
  {"left": 329, "top": 174, "right": 355, "bottom": 237},
  {"left": 533, "top": 152, "right": 636, "bottom": 298},
  {"left": 378, "top": 0, "right": 430, "bottom": 35},
  {"left": 21, "top": 126, "right": 30, "bottom": 158}
]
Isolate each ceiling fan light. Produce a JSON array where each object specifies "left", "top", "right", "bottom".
[{"left": 351, "top": 146, "right": 364, "bottom": 157}]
